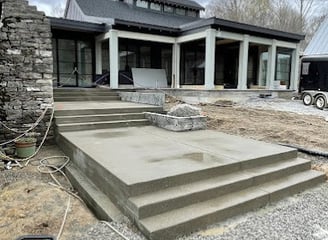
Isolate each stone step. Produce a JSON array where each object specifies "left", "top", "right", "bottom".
[
  {"left": 128, "top": 158, "right": 310, "bottom": 219},
  {"left": 139, "top": 170, "right": 325, "bottom": 240},
  {"left": 65, "top": 164, "right": 123, "bottom": 221},
  {"left": 54, "top": 96, "right": 121, "bottom": 102},
  {"left": 56, "top": 119, "right": 150, "bottom": 132},
  {"left": 55, "top": 106, "right": 163, "bottom": 116},
  {"left": 55, "top": 113, "right": 146, "bottom": 124}
]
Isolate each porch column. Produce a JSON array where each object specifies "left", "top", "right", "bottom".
[
  {"left": 109, "top": 29, "right": 119, "bottom": 89},
  {"left": 205, "top": 28, "right": 216, "bottom": 90},
  {"left": 95, "top": 40, "right": 102, "bottom": 75},
  {"left": 266, "top": 40, "right": 277, "bottom": 89},
  {"left": 237, "top": 35, "right": 250, "bottom": 90},
  {"left": 290, "top": 44, "right": 300, "bottom": 91},
  {"left": 172, "top": 43, "right": 181, "bottom": 88}
]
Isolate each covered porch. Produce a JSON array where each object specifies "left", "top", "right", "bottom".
[{"left": 50, "top": 18, "right": 303, "bottom": 91}]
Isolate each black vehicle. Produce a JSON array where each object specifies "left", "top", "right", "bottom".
[{"left": 299, "top": 56, "right": 328, "bottom": 92}]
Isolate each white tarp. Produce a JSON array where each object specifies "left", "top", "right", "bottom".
[{"left": 132, "top": 68, "right": 168, "bottom": 88}]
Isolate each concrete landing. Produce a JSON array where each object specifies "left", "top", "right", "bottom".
[{"left": 59, "top": 126, "right": 295, "bottom": 186}]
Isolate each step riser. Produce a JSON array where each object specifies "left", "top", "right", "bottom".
[
  {"left": 131, "top": 161, "right": 311, "bottom": 219},
  {"left": 65, "top": 164, "right": 122, "bottom": 221},
  {"left": 56, "top": 120, "right": 150, "bottom": 132},
  {"left": 143, "top": 175, "right": 324, "bottom": 240},
  {"left": 128, "top": 149, "right": 297, "bottom": 196},
  {"left": 55, "top": 114, "right": 145, "bottom": 124},
  {"left": 53, "top": 88, "right": 110, "bottom": 92},
  {"left": 54, "top": 96, "right": 121, "bottom": 102},
  {"left": 55, "top": 107, "right": 163, "bottom": 116}
]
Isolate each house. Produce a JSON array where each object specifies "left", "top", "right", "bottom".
[
  {"left": 300, "top": 18, "right": 328, "bottom": 92},
  {"left": 50, "top": 0, "right": 304, "bottom": 91}
]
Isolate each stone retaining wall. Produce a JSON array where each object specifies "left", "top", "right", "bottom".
[
  {"left": 119, "top": 92, "right": 165, "bottom": 106},
  {"left": 145, "top": 112, "right": 207, "bottom": 132},
  {"left": 0, "top": 0, "right": 53, "bottom": 143}
]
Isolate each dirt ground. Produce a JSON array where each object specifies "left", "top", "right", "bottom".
[
  {"left": 0, "top": 146, "right": 98, "bottom": 240},
  {"left": 2, "top": 98, "right": 328, "bottom": 240}
]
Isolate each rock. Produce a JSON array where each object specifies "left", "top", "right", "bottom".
[{"left": 167, "top": 104, "right": 202, "bottom": 117}]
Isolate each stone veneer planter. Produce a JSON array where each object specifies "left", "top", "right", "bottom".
[{"left": 145, "top": 112, "right": 207, "bottom": 132}]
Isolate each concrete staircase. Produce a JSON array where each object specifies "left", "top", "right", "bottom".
[
  {"left": 54, "top": 88, "right": 121, "bottom": 102},
  {"left": 54, "top": 88, "right": 325, "bottom": 240},
  {"left": 53, "top": 88, "right": 161, "bottom": 132}
]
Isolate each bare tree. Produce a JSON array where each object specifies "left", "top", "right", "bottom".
[{"left": 51, "top": 3, "right": 65, "bottom": 17}]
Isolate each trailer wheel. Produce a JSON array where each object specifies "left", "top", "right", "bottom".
[
  {"left": 315, "top": 95, "right": 327, "bottom": 110},
  {"left": 302, "top": 93, "right": 313, "bottom": 106}
]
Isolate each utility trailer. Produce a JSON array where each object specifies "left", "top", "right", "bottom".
[{"left": 301, "top": 90, "right": 328, "bottom": 110}]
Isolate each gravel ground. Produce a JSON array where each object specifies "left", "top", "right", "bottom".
[{"left": 241, "top": 97, "right": 328, "bottom": 119}]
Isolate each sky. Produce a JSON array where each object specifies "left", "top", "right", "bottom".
[{"left": 27, "top": 0, "right": 211, "bottom": 16}]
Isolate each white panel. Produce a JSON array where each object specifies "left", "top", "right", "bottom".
[
  {"left": 118, "top": 31, "right": 175, "bottom": 43},
  {"left": 132, "top": 68, "right": 168, "bottom": 88},
  {"left": 177, "top": 31, "right": 207, "bottom": 43}
]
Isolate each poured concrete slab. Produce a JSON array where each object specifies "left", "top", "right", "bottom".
[{"left": 59, "top": 126, "right": 295, "bottom": 186}]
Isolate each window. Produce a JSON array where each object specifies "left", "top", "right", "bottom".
[
  {"left": 124, "top": 0, "right": 134, "bottom": 4},
  {"left": 176, "top": 8, "right": 186, "bottom": 16},
  {"left": 136, "top": 0, "right": 148, "bottom": 8},
  {"left": 187, "top": 10, "right": 197, "bottom": 17},
  {"left": 164, "top": 5, "right": 174, "bottom": 13},
  {"left": 150, "top": 2, "right": 161, "bottom": 11},
  {"left": 275, "top": 48, "right": 292, "bottom": 89}
]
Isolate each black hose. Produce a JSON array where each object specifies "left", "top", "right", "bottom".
[{"left": 279, "top": 143, "right": 328, "bottom": 158}]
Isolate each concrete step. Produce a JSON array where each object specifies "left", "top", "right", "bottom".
[
  {"left": 128, "top": 158, "right": 311, "bottom": 219},
  {"left": 58, "top": 129, "right": 297, "bottom": 199},
  {"left": 56, "top": 119, "right": 150, "bottom": 132},
  {"left": 55, "top": 106, "right": 163, "bottom": 117},
  {"left": 65, "top": 164, "right": 123, "bottom": 221},
  {"left": 139, "top": 170, "right": 325, "bottom": 240},
  {"left": 55, "top": 113, "right": 146, "bottom": 124},
  {"left": 53, "top": 88, "right": 110, "bottom": 92},
  {"left": 54, "top": 96, "right": 121, "bottom": 102},
  {"left": 54, "top": 92, "right": 119, "bottom": 97}
]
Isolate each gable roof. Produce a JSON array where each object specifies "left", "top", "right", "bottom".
[
  {"left": 152, "top": 0, "right": 204, "bottom": 10},
  {"left": 75, "top": 0, "right": 199, "bottom": 29},
  {"left": 304, "top": 17, "right": 328, "bottom": 56}
]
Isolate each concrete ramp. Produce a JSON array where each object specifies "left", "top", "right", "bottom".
[{"left": 56, "top": 126, "right": 325, "bottom": 240}]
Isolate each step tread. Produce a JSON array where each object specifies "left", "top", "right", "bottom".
[
  {"left": 57, "top": 119, "right": 149, "bottom": 127},
  {"left": 55, "top": 113, "right": 145, "bottom": 119},
  {"left": 140, "top": 170, "right": 324, "bottom": 233},
  {"left": 129, "top": 158, "right": 310, "bottom": 208}
]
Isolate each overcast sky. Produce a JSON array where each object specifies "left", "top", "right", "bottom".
[{"left": 27, "top": 0, "right": 210, "bottom": 16}]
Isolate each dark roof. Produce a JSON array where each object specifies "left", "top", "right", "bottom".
[
  {"left": 76, "top": 0, "right": 199, "bottom": 29},
  {"left": 154, "top": 0, "right": 204, "bottom": 10},
  {"left": 181, "top": 18, "right": 305, "bottom": 42},
  {"left": 50, "top": 17, "right": 107, "bottom": 33}
]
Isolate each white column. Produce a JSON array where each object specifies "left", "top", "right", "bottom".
[
  {"left": 237, "top": 35, "right": 250, "bottom": 90},
  {"left": 205, "top": 28, "right": 216, "bottom": 90},
  {"left": 290, "top": 44, "right": 300, "bottom": 91},
  {"left": 172, "top": 43, "right": 181, "bottom": 88},
  {"left": 95, "top": 40, "right": 102, "bottom": 75},
  {"left": 267, "top": 40, "right": 277, "bottom": 89},
  {"left": 109, "top": 30, "right": 119, "bottom": 89}
]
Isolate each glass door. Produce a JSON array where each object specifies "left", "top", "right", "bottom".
[{"left": 55, "top": 39, "right": 94, "bottom": 87}]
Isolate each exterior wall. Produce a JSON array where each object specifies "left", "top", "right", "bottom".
[{"left": 0, "top": 0, "right": 53, "bottom": 142}]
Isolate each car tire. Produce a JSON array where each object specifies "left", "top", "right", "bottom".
[
  {"left": 315, "top": 95, "right": 326, "bottom": 110},
  {"left": 302, "top": 93, "right": 313, "bottom": 106}
]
